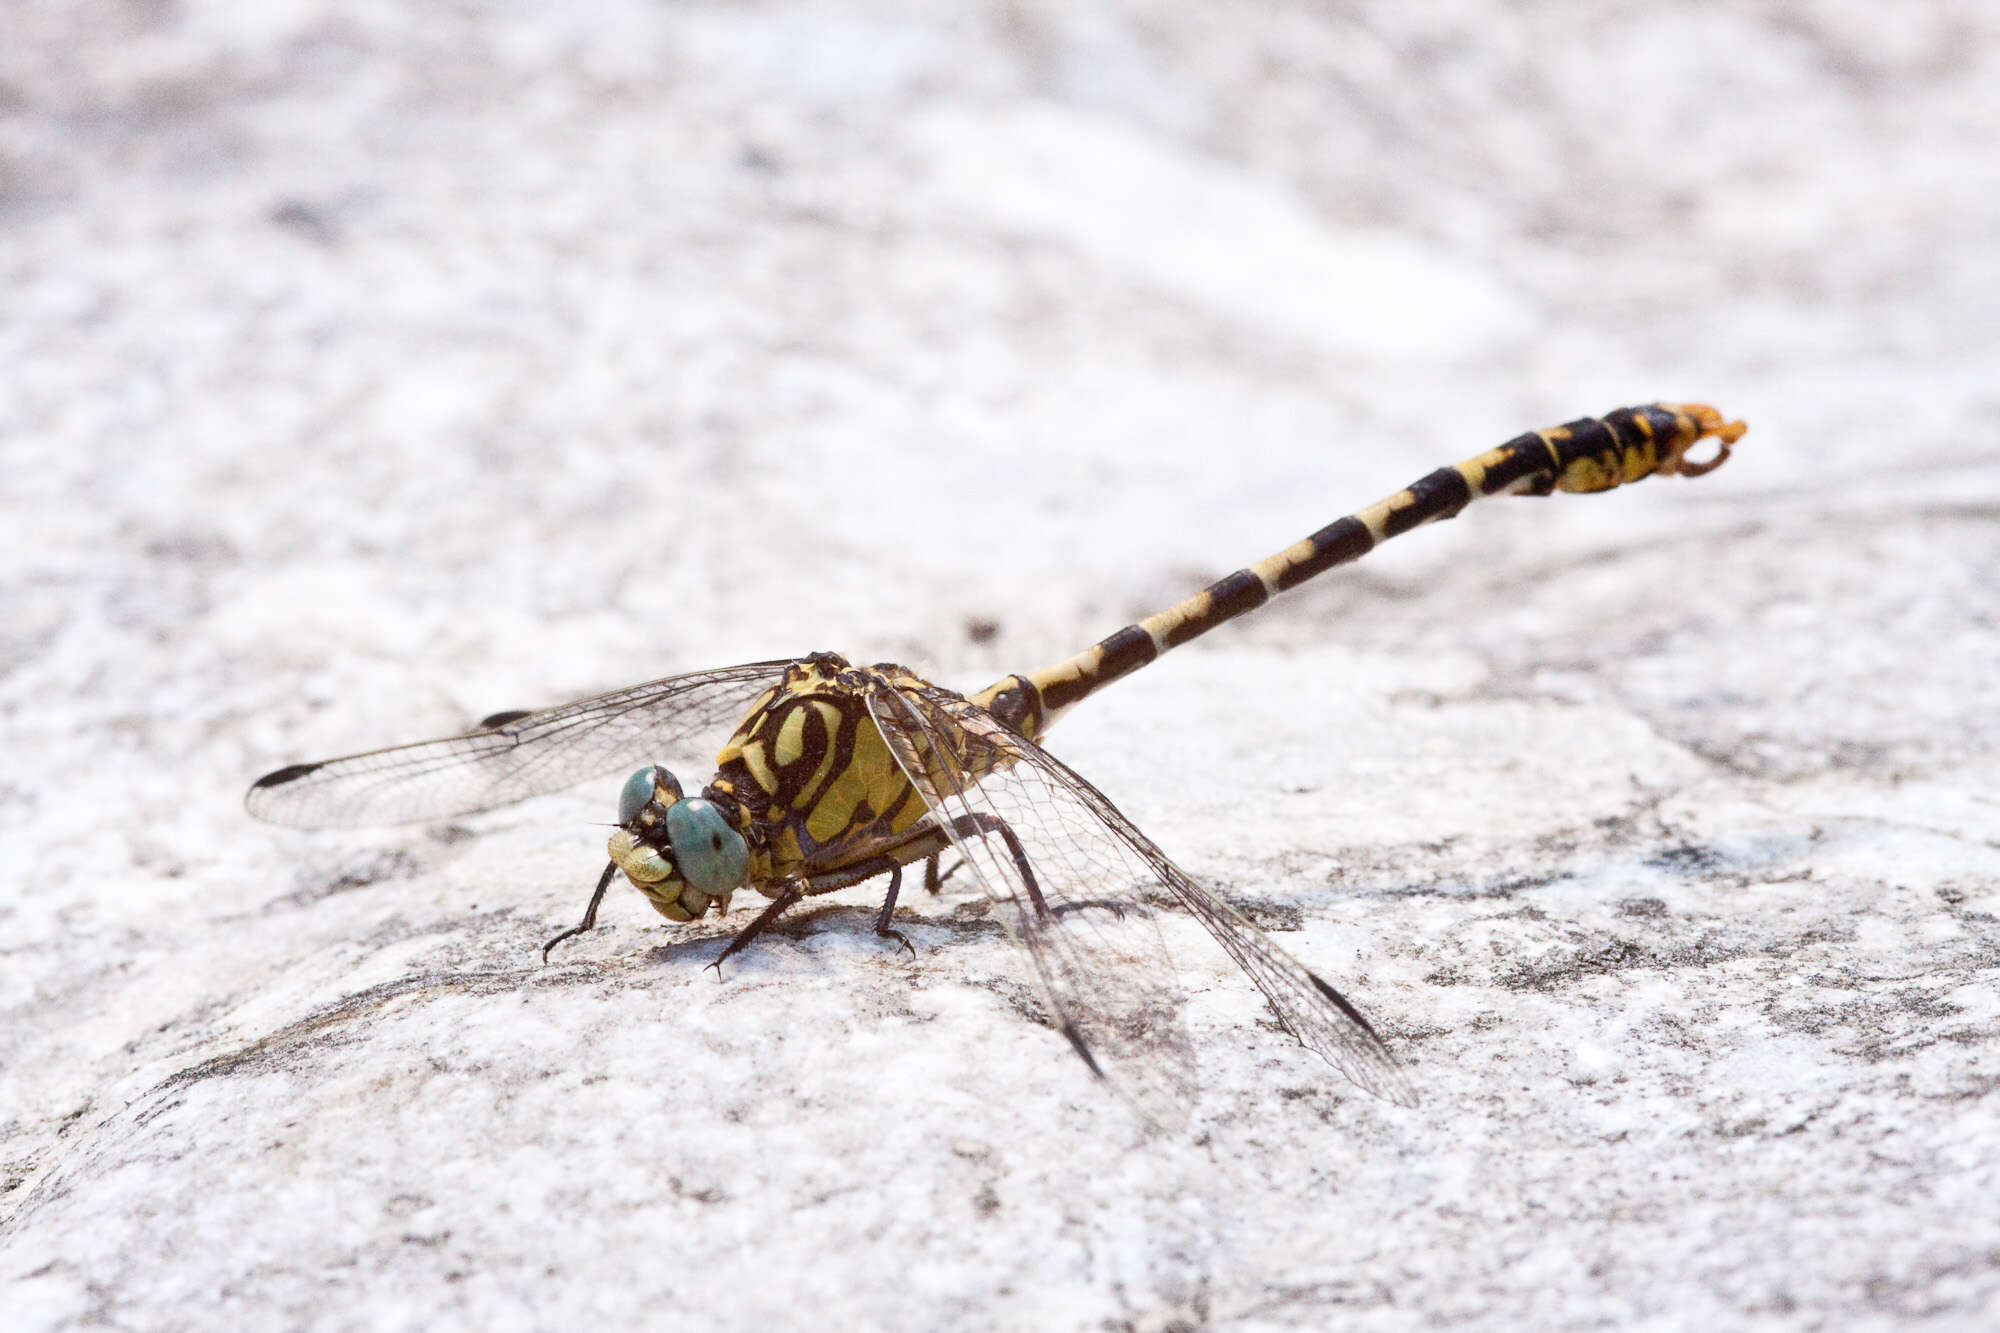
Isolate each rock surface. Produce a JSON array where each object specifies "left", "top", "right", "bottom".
[{"left": 3, "top": 2, "right": 1996, "bottom": 1329}]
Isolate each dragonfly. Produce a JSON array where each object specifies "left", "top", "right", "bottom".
[{"left": 248, "top": 403, "right": 1745, "bottom": 1125}]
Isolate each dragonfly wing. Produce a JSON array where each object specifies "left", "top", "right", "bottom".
[
  {"left": 865, "top": 676, "right": 1198, "bottom": 1127},
  {"left": 246, "top": 659, "right": 793, "bottom": 828},
  {"left": 866, "top": 676, "right": 1417, "bottom": 1118}
]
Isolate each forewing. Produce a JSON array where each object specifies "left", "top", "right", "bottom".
[
  {"left": 865, "top": 679, "right": 1199, "bottom": 1127},
  {"left": 245, "top": 660, "right": 792, "bottom": 828},
  {"left": 867, "top": 678, "right": 1417, "bottom": 1116}
]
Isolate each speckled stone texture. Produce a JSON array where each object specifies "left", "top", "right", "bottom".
[{"left": 3, "top": 3, "right": 1996, "bottom": 1330}]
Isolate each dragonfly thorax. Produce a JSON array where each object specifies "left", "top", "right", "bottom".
[{"left": 607, "top": 764, "right": 752, "bottom": 923}]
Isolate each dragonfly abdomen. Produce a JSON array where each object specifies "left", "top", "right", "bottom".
[{"left": 992, "top": 402, "right": 1744, "bottom": 722}]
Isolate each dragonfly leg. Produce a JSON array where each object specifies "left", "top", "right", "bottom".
[
  {"left": 710, "top": 881, "right": 805, "bottom": 974},
  {"left": 1051, "top": 895, "right": 1131, "bottom": 922},
  {"left": 936, "top": 812, "right": 1124, "bottom": 938},
  {"left": 869, "top": 862, "right": 916, "bottom": 958},
  {"left": 541, "top": 861, "right": 618, "bottom": 962},
  {"left": 711, "top": 846, "right": 937, "bottom": 971},
  {"left": 805, "top": 854, "right": 921, "bottom": 956},
  {"left": 944, "top": 813, "right": 1050, "bottom": 921},
  {"left": 924, "top": 853, "right": 969, "bottom": 895}
]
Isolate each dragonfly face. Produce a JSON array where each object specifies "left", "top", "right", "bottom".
[{"left": 606, "top": 764, "right": 750, "bottom": 922}]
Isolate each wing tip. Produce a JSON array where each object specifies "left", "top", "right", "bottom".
[
  {"left": 477, "top": 709, "right": 534, "bottom": 730},
  {"left": 1306, "top": 970, "right": 1422, "bottom": 1108},
  {"left": 244, "top": 761, "right": 331, "bottom": 826},
  {"left": 1307, "top": 970, "right": 1381, "bottom": 1035},
  {"left": 250, "top": 761, "right": 323, "bottom": 791},
  {"left": 1375, "top": 1071, "right": 1423, "bottom": 1109}
]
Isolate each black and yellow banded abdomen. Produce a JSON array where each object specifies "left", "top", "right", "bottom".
[{"left": 972, "top": 402, "right": 1745, "bottom": 724}]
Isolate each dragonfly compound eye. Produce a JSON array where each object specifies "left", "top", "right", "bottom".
[
  {"left": 664, "top": 797, "right": 749, "bottom": 896},
  {"left": 617, "top": 765, "right": 682, "bottom": 825}
]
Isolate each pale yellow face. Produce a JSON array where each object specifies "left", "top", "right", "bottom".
[{"left": 607, "top": 767, "right": 738, "bottom": 924}]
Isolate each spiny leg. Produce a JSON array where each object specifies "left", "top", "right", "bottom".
[
  {"left": 928, "top": 811, "right": 1099, "bottom": 1073},
  {"left": 710, "top": 816, "right": 1046, "bottom": 970},
  {"left": 869, "top": 862, "right": 916, "bottom": 958},
  {"left": 940, "top": 811, "right": 1048, "bottom": 921},
  {"left": 1050, "top": 894, "right": 1131, "bottom": 922},
  {"left": 875, "top": 816, "right": 1045, "bottom": 933},
  {"left": 710, "top": 848, "right": 940, "bottom": 970},
  {"left": 710, "top": 882, "right": 805, "bottom": 974},
  {"left": 541, "top": 861, "right": 619, "bottom": 962},
  {"left": 925, "top": 853, "right": 968, "bottom": 895}
]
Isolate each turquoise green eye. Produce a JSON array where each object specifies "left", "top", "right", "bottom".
[
  {"left": 665, "top": 797, "right": 749, "bottom": 895},
  {"left": 617, "top": 766, "right": 681, "bottom": 825}
]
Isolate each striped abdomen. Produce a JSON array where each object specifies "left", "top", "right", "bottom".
[{"left": 973, "top": 402, "right": 1746, "bottom": 734}]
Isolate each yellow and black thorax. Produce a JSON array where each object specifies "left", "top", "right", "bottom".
[{"left": 708, "top": 654, "right": 938, "bottom": 890}]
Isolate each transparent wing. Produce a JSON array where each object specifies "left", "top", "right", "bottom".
[
  {"left": 864, "top": 679, "right": 1197, "bottom": 1127},
  {"left": 246, "top": 660, "right": 792, "bottom": 828},
  {"left": 865, "top": 676, "right": 1417, "bottom": 1125}
]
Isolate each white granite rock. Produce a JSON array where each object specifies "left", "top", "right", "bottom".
[{"left": 3, "top": 2, "right": 1996, "bottom": 1329}]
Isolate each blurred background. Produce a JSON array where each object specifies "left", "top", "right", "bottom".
[
  {"left": 9, "top": 1, "right": 1991, "bottom": 729},
  {"left": 4, "top": 3, "right": 1996, "bottom": 1329}
]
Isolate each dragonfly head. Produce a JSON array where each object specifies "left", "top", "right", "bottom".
[{"left": 606, "top": 765, "right": 750, "bottom": 921}]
